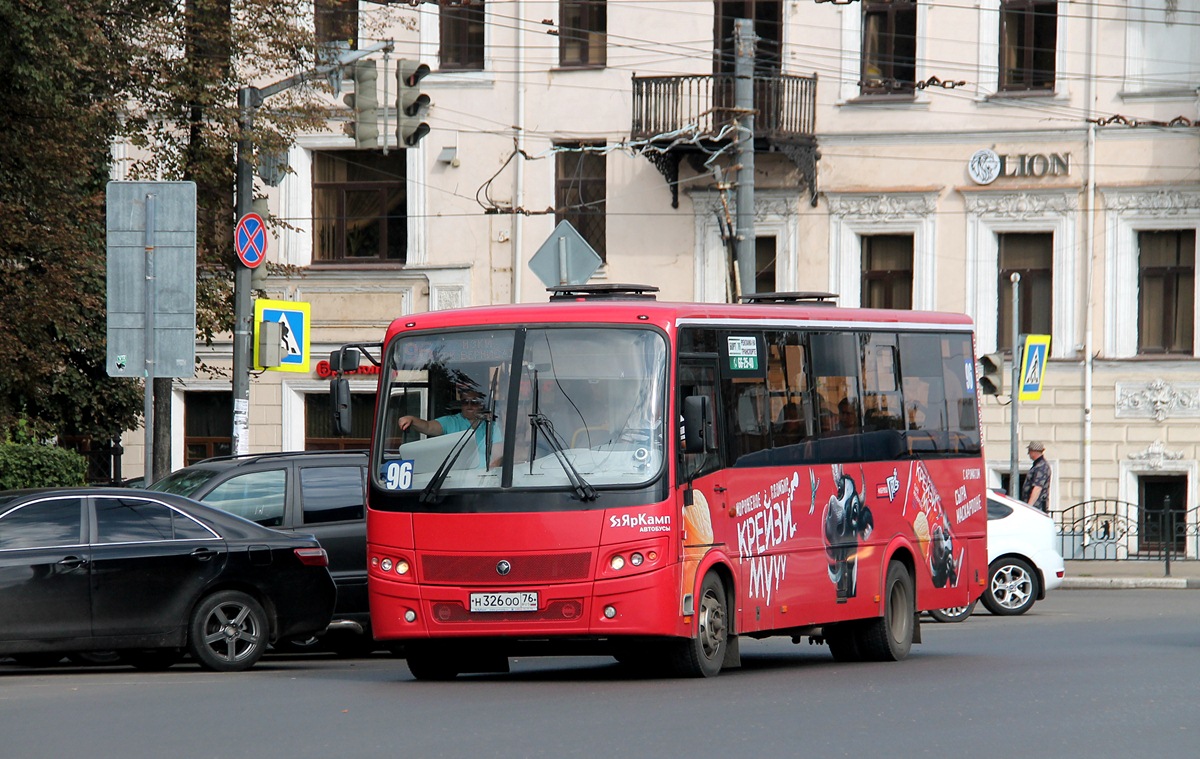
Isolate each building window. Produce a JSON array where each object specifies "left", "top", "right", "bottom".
[
  {"left": 560, "top": 1, "right": 606, "bottom": 68},
  {"left": 860, "top": 0, "right": 916, "bottom": 95},
  {"left": 555, "top": 143, "right": 606, "bottom": 262},
  {"left": 997, "top": 232, "right": 1053, "bottom": 351},
  {"left": 861, "top": 234, "right": 913, "bottom": 309},
  {"left": 999, "top": 0, "right": 1057, "bottom": 92},
  {"left": 441, "top": 0, "right": 485, "bottom": 71},
  {"left": 185, "top": 392, "right": 231, "bottom": 465},
  {"left": 312, "top": 150, "right": 407, "bottom": 263},
  {"left": 305, "top": 393, "right": 374, "bottom": 450},
  {"left": 1138, "top": 230, "right": 1195, "bottom": 355},
  {"left": 315, "top": 0, "right": 357, "bottom": 49},
  {"left": 714, "top": 0, "right": 782, "bottom": 76},
  {"left": 755, "top": 237, "right": 777, "bottom": 294}
]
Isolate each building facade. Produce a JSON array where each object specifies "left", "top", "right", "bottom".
[{"left": 120, "top": 1, "right": 1200, "bottom": 553}]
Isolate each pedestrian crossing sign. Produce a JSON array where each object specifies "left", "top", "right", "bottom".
[
  {"left": 1018, "top": 334, "right": 1051, "bottom": 401},
  {"left": 254, "top": 299, "right": 311, "bottom": 373}
]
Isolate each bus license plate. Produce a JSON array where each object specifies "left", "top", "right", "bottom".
[{"left": 470, "top": 591, "right": 539, "bottom": 612}]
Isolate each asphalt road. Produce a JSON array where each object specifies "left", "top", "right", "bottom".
[{"left": 3, "top": 590, "right": 1197, "bottom": 759}]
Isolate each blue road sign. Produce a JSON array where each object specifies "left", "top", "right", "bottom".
[
  {"left": 254, "top": 299, "right": 310, "bottom": 372},
  {"left": 1019, "top": 334, "right": 1051, "bottom": 401},
  {"left": 235, "top": 212, "right": 268, "bottom": 268}
]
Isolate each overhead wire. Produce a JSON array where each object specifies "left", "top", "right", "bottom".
[{"left": 283, "top": 0, "right": 1200, "bottom": 230}]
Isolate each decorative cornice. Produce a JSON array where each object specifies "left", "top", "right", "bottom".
[
  {"left": 688, "top": 190, "right": 801, "bottom": 219},
  {"left": 1127, "top": 440, "right": 1185, "bottom": 471},
  {"left": 963, "top": 190, "right": 1079, "bottom": 219},
  {"left": 826, "top": 193, "right": 937, "bottom": 220},
  {"left": 1116, "top": 379, "right": 1200, "bottom": 421},
  {"left": 1102, "top": 188, "right": 1200, "bottom": 217}
]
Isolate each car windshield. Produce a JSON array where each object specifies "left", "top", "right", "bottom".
[
  {"left": 146, "top": 467, "right": 221, "bottom": 496},
  {"left": 375, "top": 326, "right": 668, "bottom": 499}
]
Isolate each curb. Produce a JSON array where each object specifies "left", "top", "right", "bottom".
[{"left": 1061, "top": 577, "right": 1198, "bottom": 590}]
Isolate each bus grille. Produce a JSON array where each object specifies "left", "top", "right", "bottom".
[
  {"left": 421, "top": 552, "right": 593, "bottom": 584},
  {"left": 431, "top": 599, "right": 585, "bottom": 623}
]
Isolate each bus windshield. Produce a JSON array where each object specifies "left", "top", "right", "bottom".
[{"left": 375, "top": 326, "right": 668, "bottom": 501}]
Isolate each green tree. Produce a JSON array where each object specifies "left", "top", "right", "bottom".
[
  {"left": 0, "top": 0, "right": 150, "bottom": 444},
  {"left": 0, "top": 0, "right": 342, "bottom": 473}
]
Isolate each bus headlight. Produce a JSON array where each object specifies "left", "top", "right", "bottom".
[{"left": 610, "top": 555, "right": 626, "bottom": 571}]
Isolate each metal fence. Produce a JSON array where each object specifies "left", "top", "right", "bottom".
[{"left": 1053, "top": 498, "right": 1200, "bottom": 570}]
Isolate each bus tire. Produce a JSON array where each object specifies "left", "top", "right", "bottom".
[
  {"left": 405, "top": 642, "right": 460, "bottom": 681},
  {"left": 858, "top": 561, "right": 915, "bottom": 662},
  {"left": 668, "top": 572, "right": 728, "bottom": 678},
  {"left": 824, "top": 622, "right": 864, "bottom": 662}
]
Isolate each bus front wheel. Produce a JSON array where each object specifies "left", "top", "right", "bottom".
[
  {"left": 669, "top": 572, "right": 728, "bottom": 678},
  {"left": 405, "top": 642, "right": 460, "bottom": 681}
]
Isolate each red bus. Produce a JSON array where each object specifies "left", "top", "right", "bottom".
[{"left": 331, "top": 285, "right": 987, "bottom": 678}]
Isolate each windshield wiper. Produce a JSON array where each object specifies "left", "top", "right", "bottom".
[
  {"left": 529, "top": 413, "right": 597, "bottom": 501},
  {"left": 420, "top": 420, "right": 485, "bottom": 503}
]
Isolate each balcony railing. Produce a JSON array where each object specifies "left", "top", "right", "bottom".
[{"left": 631, "top": 73, "right": 817, "bottom": 142}]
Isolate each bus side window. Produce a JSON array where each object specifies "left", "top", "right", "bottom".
[
  {"left": 897, "top": 331, "right": 981, "bottom": 456},
  {"left": 810, "top": 331, "right": 862, "bottom": 439},
  {"left": 766, "top": 331, "right": 812, "bottom": 448},
  {"left": 862, "top": 335, "right": 902, "bottom": 432},
  {"left": 727, "top": 379, "right": 769, "bottom": 462},
  {"left": 677, "top": 364, "right": 722, "bottom": 483}
]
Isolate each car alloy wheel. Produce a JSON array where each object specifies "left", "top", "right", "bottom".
[
  {"left": 188, "top": 590, "right": 269, "bottom": 672},
  {"left": 981, "top": 557, "right": 1038, "bottom": 616}
]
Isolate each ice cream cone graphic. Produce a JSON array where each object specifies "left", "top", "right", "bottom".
[
  {"left": 913, "top": 510, "right": 931, "bottom": 559},
  {"left": 682, "top": 491, "right": 714, "bottom": 608},
  {"left": 684, "top": 490, "right": 714, "bottom": 545}
]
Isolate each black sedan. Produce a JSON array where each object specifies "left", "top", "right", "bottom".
[{"left": 0, "top": 488, "right": 336, "bottom": 672}]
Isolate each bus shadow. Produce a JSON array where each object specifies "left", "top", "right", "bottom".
[{"left": 441, "top": 649, "right": 843, "bottom": 683}]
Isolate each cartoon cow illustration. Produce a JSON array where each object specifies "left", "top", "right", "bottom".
[{"left": 823, "top": 464, "right": 874, "bottom": 601}]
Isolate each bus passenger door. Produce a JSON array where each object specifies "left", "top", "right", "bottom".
[{"left": 677, "top": 361, "right": 726, "bottom": 617}]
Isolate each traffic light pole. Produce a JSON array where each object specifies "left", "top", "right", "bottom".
[{"left": 231, "top": 41, "right": 394, "bottom": 456}]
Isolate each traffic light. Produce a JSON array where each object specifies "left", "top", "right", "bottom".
[
  {"left": 396, "top": 59, "right": 431, "bottom": 147},
  {"left": 343, "top": 60, "right": 379, "bottom": 149},
  {"left": 978, "top": 352, "right": 1005, "bottom": 396}
]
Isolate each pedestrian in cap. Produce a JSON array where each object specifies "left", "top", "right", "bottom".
[{"left": 1022, "top": 441, "right": 1050, "bottom": 512}]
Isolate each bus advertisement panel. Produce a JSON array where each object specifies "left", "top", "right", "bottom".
[{"left": 346, "top": 288, "right": 987, "bottom": 679}]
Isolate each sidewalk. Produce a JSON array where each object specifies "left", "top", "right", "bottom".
[{"left": 1060, "top": 559, "right": 1200, "bottom": 589}]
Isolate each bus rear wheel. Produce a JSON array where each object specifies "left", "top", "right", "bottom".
[
  {"left": 857, "top": 561, "right": 915, "bottom": 661},
  {"left": 668, "top": 572, "right": 728, "bottom": 678}
]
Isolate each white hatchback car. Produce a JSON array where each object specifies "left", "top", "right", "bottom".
[{"left": 929, "top": 489, "right": 1065, "bottom": 621}]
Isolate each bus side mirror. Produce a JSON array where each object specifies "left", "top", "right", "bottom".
[
  {"left": 331, "top": 378, "right": 352, "bottom": 436},
  {"left": 330, "top": 347, "right": 361, "bottom": 373},
  {"left": 682, "top": 395, "right": 715, "bottom": 454}
]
